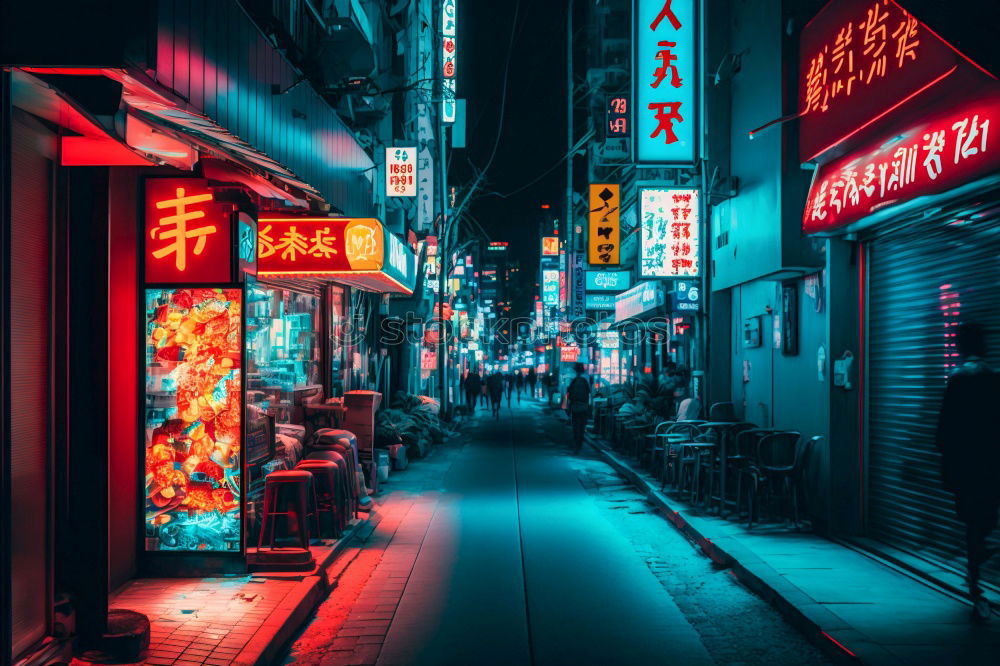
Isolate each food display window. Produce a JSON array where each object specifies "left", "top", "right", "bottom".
[
  {"left": 245, "top": 279, "right": 323, "bottom": 422},
  {"left": 143, "top": 287, "right": 243, "bottom": 553}
]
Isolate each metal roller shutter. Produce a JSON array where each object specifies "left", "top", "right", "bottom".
[
  {"left": 866, "top": 190, "right": 1000, "bottom": 588},
  {"left": 9, "top": 110, "right": 53, "bottom": 659}
]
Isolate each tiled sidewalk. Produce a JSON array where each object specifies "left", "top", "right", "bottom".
[
  {"left": 587, "top": 431, "right": 1000, "bottom": 665},
  {"left": 287, "top": 495, "right": 443, "bottom": 666},
  {"left": 106, "top": 576, "right": 300, "bottom": 665}
]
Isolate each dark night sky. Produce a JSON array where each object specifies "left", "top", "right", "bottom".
[{"left": 453, "top": 1, "right": 568, "bottom": 315}]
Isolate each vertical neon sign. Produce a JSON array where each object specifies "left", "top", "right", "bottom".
[
  {"left": 442, "top": 0, "right": 457, "bottom": 123},
  {"left": 635, "top": 0, "right": 697, "bottom": 164}
]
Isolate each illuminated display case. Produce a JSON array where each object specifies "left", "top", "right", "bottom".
[{"left": 143, "top": 288, "right": 243, "bottom": 552}]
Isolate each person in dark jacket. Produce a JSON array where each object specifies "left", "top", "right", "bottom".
[
  {"left": 486, "top": 371, "right": 505, "bottom": 418},
  {"left": 505, "top": 372, "right": 515, "bottom": 407},
  {"left": 936, "top": 323, "right": 1000, "bottom": 622},
  {"left": 565, "top": 363, "right": 591, "bottom": 454},
  {"left": 465, "top": 369, "right": 482, "bottom": 412},
  {"left": 527, "top": 367, "right": 537, "bottom": 398},
  {"left": 515, "top": 371, "right": 525, "bottom": 403}
]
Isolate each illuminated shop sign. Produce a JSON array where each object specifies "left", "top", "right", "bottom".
[
  {"left": 585, "top": 270, "right": 632, "bottom": 291},
  {"left": 442, "top": 0, "right": 458, "bottom": 123},
  {"left": 258, "top": 217, "right": 416, "bottom": 294},
  {"left": 607, "top": 95, "right": 629, "bottom": 137},
  {"left": 145, "top": 178, "right": 232, "bottom": 284},
  {"left": 588, "top": 184, "right": 620, "bottom": 265},
  {"left": 635, "top": 0, "right": 697, "bottom": 164},
  {"left": 615, "top": 281, "right": 664, "bottom": 321},
  {"left": 799, "top": 0, "right": 969, "bottom": 162},
  {"left": 144, "top": 287, "right": 242, "bottom": 552},
  {"left": 671, "top": 279, "right": 700, "bottom": 311},
  {"left": 585, "top": 293, "right": 617, "bottom": 311},
  {"left": 560, "top": 346, "right": 580, "bottom": 362},
  {"left": 488, "top": 241, "right": 509, "bottom": 252},
  {"left": 803, "top": 91, "right": 1000, "bottom": 234},
  {"left": 640, "top": 187, "right": 700, "bottom": 277},
  {"left": 542, "top": 269, "right": 560, "bottom": 305},
  {"left": 541, "top": 236, "right": 559, "bottom": 256},
  {"left": 386, "top": 147, "right": 417, "bottom": 197}
]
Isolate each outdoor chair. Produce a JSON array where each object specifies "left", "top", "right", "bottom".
[
  {"left": 699, "top": 421, "right": 756, "bottom": 513},
  {"left": 258, "top": 470, "right": 320, "bottom": 550},
  {"left": 746, "top": 431, "right": 802, "bottom": 528},
  {"left": 707, "top": 401, "right": 738, "bottom": 422}
]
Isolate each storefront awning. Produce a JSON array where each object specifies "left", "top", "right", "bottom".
[
  {"left": 614, "top": 281, "right": 666, "bottom": 325},
  {"left": 257, "top": 217, "right": 417, "bottom": 295}
]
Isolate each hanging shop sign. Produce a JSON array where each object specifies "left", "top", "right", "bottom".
[
  {"left": 386, "top": 147, "right": 417, "bottom": 197},
  {"left": 607, "top": 94, "right": 629, "bottom": 137},
  {"left": 442, "top": 0, "right": 458, "bottom": 123},
  {"left": 640, "top": 187, "right": 700, "bottom": 277},
  {"left": 585, "top": 270, "right": 632, "bottom": 291},
  {"left": 572, "top": 252, "right": 586, "bottom": 318},
  {"left": 588, "top": 183, "right": 621, "bottom": 265},
  {"left": 615, "top": 281, "right": 664, "bottom": 322},
  {"left": 487, "top": 241, "right": 509, "bottom": 252},
  {"left": 799, "top": 0, "right": 973, "bottom": 163},
  {"left": 542, "top": 269, "right": 560, "bottom": 305},
  {"left": 634, "top": 0, "right": 697, "bottom": 164},
  {"left": 257, "top": 217, "right": 417, "bottom": 294},
  {"left": 803, "top": 90, "right": 1000, "bottom": 235},
  {"left": 670, "top": 279, "right": 700, "bottom": 311},
  {"left": 144, "top": 178, "right": 233, "bottom": 284},
  {"left": 417, "top": 104, "right": 435, "bottom": 231},
  {"left": 541, "top": 236, "right": 560, "bottom": 256},
  {"left": 560, "top": 346, "right": 580, "bottom": 363},
  {"left": 421, "top": 349, "right": 438, "bottom": 370},
  {"left": 585, "top": 293, "right": 617, "bottom": 311}
]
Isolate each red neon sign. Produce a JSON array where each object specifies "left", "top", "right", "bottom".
[
  {"left": 799, "top": 0, "right": 974, "bottom": 163},
  {"left": 803, "top": 90, "right": 1000, "bottom": 234},
  {"left": 144, "top": 179, "right": 232, "bottom": 284}
]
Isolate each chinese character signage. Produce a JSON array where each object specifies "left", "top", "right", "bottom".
[
  {"left": 541, "top": 236, "right": 560, "bottom": 256},
  {"left": 560, "top": 346, "right": 580, "bottom": 363},
  {"left": 635, "top": 0, "right": 697, "bottom": 164},
  {"left": 386, "top": 147, "right": 417, "bottom": 197},
  {"left": 542, "top": 269, "right": 560, "bottom": 305},
  {"left": 588, "top": 184, "right": 621, "bottom": 265},
  {"left": 585, "top": 270, "right": 632, "bottom": 291},
  {"left": 442, "top": 0, "right": 457, "bottom": 123},
  {"left": 799, "top": 0, "right": 966, "bottom": 163},
  {"left": 804, "top": 91, "right": 1000, "bottom": 234},
  {"left": 258, "top": 217, "right": 416, "bottom": 293},
  {"left": 145, "top": 178, "right": 232, "bottom": 284},
  {"left": 572, "top": 252, "right": 586, "bottom": 318},
  {"left": 607, "top": 95, "right": 629, "bottom": 137},
  {"left": 640, "top": 187, "right": 700, "bottom": 277},
  {"left": 417, "top": 104, "right": 435, "bottom": 230}
]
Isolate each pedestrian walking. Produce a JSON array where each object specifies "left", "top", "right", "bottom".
[
  {"left": 546, "top": 372, "right": 559, "bottom": 407},
  {"left": 515, "top": 371, "right": 525, "bottom": 404},
  {"left": 527, "top": 367, "right": 537, "bottom": 398},
  {"left": 487, "top": 370, "right": 505, "bottom": 419},
  {"left": 564, "top": 362, "right": 591, "bottom": 454},
  {"left": 505, "top": 372, "right": 515, "bottom": 408},
  {"left": 465, "top": 368, "right": 482, "bottom": 413},
  {"left": 936, "top": 323, "right": 1000, "bottom": 623}
]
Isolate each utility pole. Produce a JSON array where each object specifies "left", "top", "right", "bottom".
[
  {"left": 565, "top": 0, "right": 574, "bottom": 279},
  {"left": 436, "top": 0, "right": 449, "bottom": 417}
]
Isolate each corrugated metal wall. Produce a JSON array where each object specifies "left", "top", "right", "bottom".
[
  {"left": 867, "top": 194, "right": 1000, "bottom": 587},
  {"left": 152, "top": 0, "right": 375, "bottom": 214}
]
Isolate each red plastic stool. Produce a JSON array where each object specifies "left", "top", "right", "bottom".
[
  {"left": 296, "top": 459, "right": 345, "bottom": 537},
  {"left": 305, "top": 449, "right": 357, "bottom": 518},
  {"left": 258, "top": 470, "right": 320, "bottom": 550}
]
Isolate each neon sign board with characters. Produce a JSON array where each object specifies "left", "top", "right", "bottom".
[
  {"left": 803, "top": 91, "right": 1000, "bottom": 234},
  {"left": 634, "top": 0, "right": 697, "bottom": 165},
  {"left": 640, "top": 188, "right": 700, "bottom": 278}
]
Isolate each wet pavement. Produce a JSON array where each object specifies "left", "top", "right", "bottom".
[{"left": 285, "top": 400, "right": 833, "bottom": 665}]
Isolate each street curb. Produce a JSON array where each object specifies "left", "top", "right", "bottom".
[
  {"left": 232, "top": 509, "right": 375, "bottom": 665},
  {"left": 584, "top": 432, "right": 897, "bottom": 666}
]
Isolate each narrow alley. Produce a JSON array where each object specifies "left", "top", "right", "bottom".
[{"left": 285, "top": 400, "right": 832, "bottom": 666}]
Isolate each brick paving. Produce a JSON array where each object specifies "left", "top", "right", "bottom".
[
  {"left": 78, "top": 576, "right": 300, "bottom": 665},
  {"left": 287, "top": 496, "right": 442, "bottom": 666}
]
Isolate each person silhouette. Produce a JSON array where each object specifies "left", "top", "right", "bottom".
[{"left": 936, "top": 323, "right": 1000, "bottom": 622}]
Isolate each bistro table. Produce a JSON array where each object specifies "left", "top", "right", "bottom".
[{"left": 696, "top": 422, "right": 751, "bottom": 512}]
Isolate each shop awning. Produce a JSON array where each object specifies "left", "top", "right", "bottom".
[
  {"left": 614, "top": 281, "right": 666, "bottom": 325},
  {"left": 257, "top": 217, "right": 417, "bottom": 295}
]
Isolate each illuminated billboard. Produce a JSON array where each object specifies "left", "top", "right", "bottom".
[{"left": 640, "top": 188, "right": 700, "bottom": 278}]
